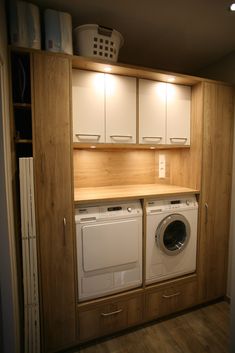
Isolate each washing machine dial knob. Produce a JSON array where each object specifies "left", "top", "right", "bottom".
[
  {"left": 127, "top": 207, "right": 132, "bottom": 213},
  {"left": 186, "top": 200, "right": 190, "bottom": 206}
]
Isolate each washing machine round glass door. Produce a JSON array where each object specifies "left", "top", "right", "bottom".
[{"left": 155, "top": 214, "right": 190, "bottom": 255}]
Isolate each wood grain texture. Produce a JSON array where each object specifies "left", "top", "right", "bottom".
[
  {"left": 144, "top": 279, "right": 198, "bottom": 321},
  {"left": 75, "top": 301, "right": 229, "bottom": 353},
  {"left": 198, "top": 82, "right": 234, "bottom": 302},
  {"left": 71, "top": 55, "right": 225, "bottom": 86},
  {"left": 32, "top": 52, "right": 76, "bottom": 352},
  {"left": 78, "top": 295, "right": 143, "bottom": 342},
  {"left": 73, "top": 150, "right": 157, "bottom": 188},
  {"left": 73, "top": 142, "right": 190, "bottom": 150},
  {"left": 74, "top": 183, "right": 199, "bottom": 204},
  {"left": 167, "top": 82, "right": 203, "bottom": 190}
]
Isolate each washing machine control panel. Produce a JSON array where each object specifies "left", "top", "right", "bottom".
[{"left": 146, "top": 196, "right": 198, "bottom": 214}]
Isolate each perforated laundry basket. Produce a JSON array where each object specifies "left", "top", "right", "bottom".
[{"left": 73, "top": 24, "right": 124, "bottom": 62}]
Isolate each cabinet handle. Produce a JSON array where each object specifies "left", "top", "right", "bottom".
[
  {"left": 101, "top": 309, "right": 123, "bottom": 317},
  {"left": 162, "top": 291, "right": 181, "bottom": 299},
  {"left": 170, "top": 137, "right": 188, "bottom": 144},
  {"left": 75, "top": 133, "right": 101, "bottom": 141},
  {"left": 205, "top": 203, "right": 208, "bottom": 224},
  {"left": 63, "top": 217, "right": 67, "bottom": 245},
  {"left": 110, "top": 135, "right": 133, "bottom": 140},
  {"left": 142, "top": 136, "right": 162, "bottom": 141},
  {"left": 40, "top": 154, "right": 45, "bottom": 184}
]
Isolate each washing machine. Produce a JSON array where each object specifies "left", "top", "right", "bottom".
[{"left": 145, "top": 195, "right": 198, "bottom": 284}]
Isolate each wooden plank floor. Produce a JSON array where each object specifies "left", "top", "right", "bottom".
[{"left": 73, "top": 301, "right": 230, "bottom": 353}]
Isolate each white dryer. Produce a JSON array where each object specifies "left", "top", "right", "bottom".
[
  {"left": 75, "top": 201, "right": 142, "bottom": 301},
  {"left": 145, "top": 196, "right": 198, "bottom": 285}
]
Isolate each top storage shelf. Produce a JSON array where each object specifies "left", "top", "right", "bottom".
[
  {"left": 71, "top": 55, "right": 201, "bottom": 86},
  {"left": 11, "top": 51, "right": 31, "bottom": 104}
]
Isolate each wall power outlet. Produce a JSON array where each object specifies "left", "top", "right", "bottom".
[{"left": 159, "top": 154, "right": 166, "bottom": 178}]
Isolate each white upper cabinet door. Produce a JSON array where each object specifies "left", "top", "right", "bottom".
[
  {"left": 105, "top": 74, "right": 136, "bottom": 144},
  {"left": 139, "top": 79, "right": 166, "bottom": 144},
  {"left": 166, "top": 84, "right": 191, "bottom": 145},
  {"left": 72, "top": 69, "right": 105, "bottom": 143}
]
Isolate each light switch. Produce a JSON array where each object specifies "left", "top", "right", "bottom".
[{"left": 159, "top": 154, "right": 165, "bottom": 178}]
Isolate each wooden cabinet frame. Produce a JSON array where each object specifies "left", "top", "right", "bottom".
[{"left": 9, "top": 47, "right": 234, "bottom": 351}]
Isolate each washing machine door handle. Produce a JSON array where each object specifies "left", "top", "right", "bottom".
[{"left": 155, "top": 213, "right": 191, "bottom": 256}]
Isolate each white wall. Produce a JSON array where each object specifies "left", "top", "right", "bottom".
[
  {"left": 0, "top": 2, "right": 20, "bottom": 353},
  {"left": 198, "top": 52, "right": 235, "bottom": 84}
]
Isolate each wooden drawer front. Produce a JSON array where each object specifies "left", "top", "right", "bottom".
[
  {"left": 78, "top": 295, "right": 143, "bottom": 342},
  {"left": 145, "top": 281, "right": 197, "bottom": 321}
]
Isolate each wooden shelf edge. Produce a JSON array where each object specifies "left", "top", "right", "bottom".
[
  {"left": 15, "top": 139, "right": 32, "bottom": 144},
  {"left": 13, "top": 102, "right": 31, "bottom": 109},
  {"left": 77, "top": 273, "right": 197, "bottom": 310},
  {"left": 144, "top": 273, "right": 198, "bottom": 293},
  {"left": 9, "top": 45, "right": 233, "bottom": 87},
  {"left": 71, "top": 55, "right": 233, "bottom": 87},
  {"left": 74, "top": 183, "right": 200, "bottom": 204},
  {"left": 73, "top": 143, "right": 190, "bottom": 150},
  {"left": 77, "top": 287, "right": 144, "bottom": 309}
]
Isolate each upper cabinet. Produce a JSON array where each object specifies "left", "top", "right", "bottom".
[
  {"left": 166, "top": 84, "right": 191, "bottom": 145},
  {"left": 72, "top": 70, "right": 191, "bottom": 147},
  {"left": 139, "top": 79, "right": 191, "bottom": 146},
  {"left": 139, "top": 80, "right": 166, "bottom": 144},
  {"left": 72, "top": 70, "right": 105, "bottom": 143},
  {"left": 105, "top": 74, "right": 136, "bottom": 143},
  {"left": 72, "top": 69, "right": 136, "bottom": 144}
]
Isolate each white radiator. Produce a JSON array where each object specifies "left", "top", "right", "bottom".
[{"left": 19, "top": 157, "right": 40, "bottom": 353}]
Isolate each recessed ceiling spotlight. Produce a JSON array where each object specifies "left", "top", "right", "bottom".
[
  {"left": 150, "top": 146, "right": 156, "bottom": 149},
  {"left": 90, "top": 145, "right": 96, "bottom": 149},
  {"left": 104, "top": 66, "right": 112, "bottom": 72},
  {"left": 230, "top": 3, "right": 235, "bottom": 11},
  {"left": 168, "top": 77, "right": 175, "bottom": 82}
]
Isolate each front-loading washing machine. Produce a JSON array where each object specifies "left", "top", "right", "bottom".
[{"left": 145, "top": 195, "right": 198, "bottom": 285}]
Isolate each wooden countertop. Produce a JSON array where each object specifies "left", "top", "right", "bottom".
[{"left": 74, "top": 183, "right": 199, "bottom": 204}]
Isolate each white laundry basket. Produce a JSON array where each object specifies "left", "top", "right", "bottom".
[{"left": 73, "top": 24, "right": 124, "bottom": 62}]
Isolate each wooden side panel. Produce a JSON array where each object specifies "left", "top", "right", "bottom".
[
  {"left": 32, "top": 53, "right": 76, "bottom": 352},
  {"left": 167, "top": 82, "right": 203, "bottom": 190},
  {"left": 198, "top": 82, "right": 234, "bottom": 301}
]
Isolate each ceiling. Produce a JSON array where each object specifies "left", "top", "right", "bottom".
[{"left": 27, "top": 0, "right": 235, "bottom": 75}]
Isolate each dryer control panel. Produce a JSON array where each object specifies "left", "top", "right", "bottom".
[{"left": 75, "top": 200, "right": 143, "bottom": 223}]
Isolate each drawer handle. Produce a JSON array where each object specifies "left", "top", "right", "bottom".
[
  {"left": 101, "top": 309, "right": 123, "bottom": 317},
  {"left": 75, "top": 133, "right": 101, "bottom": 140},
  {"left": 63, "top": 217, "right": 67, "bottom": 246},
  {"left": 205, "top": 203, "right": 208, "bottom": 224},
  {"left": 110, "top": 135, "right": 133, "bottom": 139},
  {"left": 142, "top": 136, "right": 162, "bottom": 141},
  {"left": 162, "top": 291, "right": 181, "bottom": 299},
  {"left": 170, "top": 137, "right": 187, "bottom": 143}
]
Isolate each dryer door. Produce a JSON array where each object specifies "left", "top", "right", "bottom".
[{"left": 155, "top": 214, "right": 190, "bottom": 255}]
